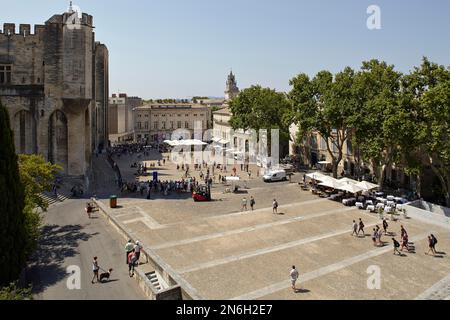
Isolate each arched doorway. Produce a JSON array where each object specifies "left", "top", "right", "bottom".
[
  {"left": 48, "top": 110, "right": 68, "bottom": 173},
  {"left": 13, "top": 110, "right": 34, "bottom": 154}
]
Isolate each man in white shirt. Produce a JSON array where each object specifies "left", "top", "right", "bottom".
[
  {"left": 351, "top": 220, "right": 358, "bottom": 236},
  {"left": 134, "top": 240, "right": 142, "bottom": 263},
  {"left": 241, "top": 197, "right": 248, "bottom": 211},
  {"left": 290, "top": 265, "right": 299, "bottom": 291}
]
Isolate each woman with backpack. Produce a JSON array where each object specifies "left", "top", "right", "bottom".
[{"left": 392, "top": 238, "right": 401, "bottom": 255}]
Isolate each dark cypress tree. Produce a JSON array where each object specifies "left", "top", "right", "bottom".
[{"left": 0, "top": 100, "right": 27, "bottom": 286}]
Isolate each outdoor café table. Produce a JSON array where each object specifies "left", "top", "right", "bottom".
[
  {"left": 396, "top": 204, "right": 403, "bottom": 210},
  {"left": 387, "top": 195, "right": 395, "bottom": 201},
  {"left": 376, "top": 203, "right": 385, "bottom": 210},
  {"left": 376, "top": 197, "right": 387, "bottom": 204},
  {"left": 366, "top": 200, "right": 374, "bottom": 206},
  {"left": 342, "top": 198, "right": 356, "bottom": 206},
  {"left": 384, "top": 206, "right": 393, "bottom": 213},
  {"left": 355, "top": 202, "right": 364, "bottom": 209},
  {"left": 330, "top": 194, "right": 340, "bottom": 201},
  {"left": 366, "top": 205, "right": 375, "bottom": 212},
  {"left": 386, "top": 200, "right": 395, "bottom": 207}
]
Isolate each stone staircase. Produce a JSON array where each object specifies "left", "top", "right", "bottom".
[
  {"left": 40, "top": 190, "right": 72, "bottom": 207},
  {"left": 146, "top": 271, "right": 162, "bottom": 291}
]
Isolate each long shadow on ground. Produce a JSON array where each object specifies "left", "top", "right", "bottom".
[{"left": 26, "top": 224, "right": 94, "bottom": 294}]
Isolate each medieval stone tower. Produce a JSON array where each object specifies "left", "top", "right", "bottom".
[
  {"left": 0, "top": 7, "right": 109, "bottom": 177},
  {"left": 224, "top": 70, "right": 239, "bottom": 101}
]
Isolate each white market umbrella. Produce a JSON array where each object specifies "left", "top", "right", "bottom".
[
  {"left": 356, "top": 181, "right": 379, "bottom": 191},
  {"left": 339, "top": 177, "right": 359, "bottom": 185},
  {"left": 318, "top": 178, "right": 342, "bottom": 189},
  {"left": 337, "top": 182, "right": 364, "bottom": 193},
  {"left": 226, "top": 176, "right": 240, "bottom": 181},
  {"left": 305, "top": 172, "right": 329, "bottom": 181}
]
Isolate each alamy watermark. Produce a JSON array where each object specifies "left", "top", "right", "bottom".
[
  {"left": 66, "top": 265, "right": 81, "bottom": 290},
  {"left": 66, "top": 1, "right": 83, "bottom": 30},
  {"left": 165, "top": 124, "right": 280, "bottom": 168},
  {"left": 366, "top": 265, "right": 381, "bottom": 290},
  {"left": 367, "top": 5, "right": 381, "bottom": 30}
]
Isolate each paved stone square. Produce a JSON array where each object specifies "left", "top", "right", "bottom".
[{"left": 100, "top": 150, "right": 450, "bottom": 300}]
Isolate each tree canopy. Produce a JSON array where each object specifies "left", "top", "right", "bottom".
[
  {"left": 229, "top": 85, "right": 291, "bottom": 155},
  {"left": 0, "top": 101, "right": 27, "bottom": 286}
]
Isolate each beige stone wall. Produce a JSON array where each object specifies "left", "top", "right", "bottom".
[
  {"left": 94, "top": 43, "right": 109, "bottom": 150},
  {"left": 134, "top": 104, "right": 211, "bottom": 142},
  {"left": 0, "top": 11, "right": 108, "bottom": 177}
]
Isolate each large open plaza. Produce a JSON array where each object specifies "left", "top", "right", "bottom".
[
  {"left": 2, "top": 1, "right": 450, "bottom": 308},
  {"left": 95, "top": 149, "right": 450, "bottom": 300}
]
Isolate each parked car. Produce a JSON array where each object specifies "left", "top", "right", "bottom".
[{"left": 263, "top": 169, "right": 287, "bottom": 182}]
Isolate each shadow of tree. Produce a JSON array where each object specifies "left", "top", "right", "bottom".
[{"left": 26, "top": 224, "right": 93, "bottom": 294}]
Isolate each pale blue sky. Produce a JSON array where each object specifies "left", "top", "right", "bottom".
[{"left": 1, "top": 0, "right": 449, "bottom": 99}]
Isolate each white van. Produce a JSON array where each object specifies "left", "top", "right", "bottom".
[{"left": 263, "top": 169, "right": 287, "bottom": 182}]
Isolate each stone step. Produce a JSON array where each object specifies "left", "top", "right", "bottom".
[
  {"left": 146, "top": 271, "right": 161, "bottom": 292},
  {"left": 40, "top": 191, "right": 72, "bottom": 207}
]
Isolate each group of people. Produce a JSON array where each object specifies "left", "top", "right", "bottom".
[
  {"left": 120, "top": 178, "right": 201, "bottom": 198},
  {"left": 125, "top": 240, "right": 143, "bottom": 277},
  {"left": 240, "top": 196, "right": 256, "bottom": 211},
  {"left": 351, "top": 217, "right": 440, "bottom": 257},
  {"left": 239, "top": 197, "right": 278, "bottom": 214},
  {"left": 110, "top": 143, "right": 149, "bottom": 157}
]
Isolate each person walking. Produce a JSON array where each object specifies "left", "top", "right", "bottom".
[
  {"left": 272, "top": 199, "right": 278, "bottom": 214},
  {"left": 128, "top": 250, "right": 137, "bottom": 277},
  {"left": 431, "top": 234, "right": 438, "bottom": 253},
  {"left": 125, "top": 239, "right": 134, "bottom": 265},
  {"left": 382, "top": 219, "right": 389, "bottom": 235},
  {"left": 400, "top": 234, "right": 409, "bottom": 252},
  {"left": 250, "top": 196, "right": 255, "bottom": 211},
  {"left": 392, "top": 238, "right": 401, "bottom": 255},
  {"left": 371, "top": 228, "right": 377, "bottom": 246},
  {"left": 241, "top": 197, "right": 248, "bottom": 211},
  {"left": 134, "top": 240, "right": 142, "bottom": 263},
  {"left": 91, "top": 256, "right": 100, "bottom": 284},
  {"left": 351, "top": 220, "right": 358, "bottom": 236},
  {"left": 400, "top": 225, "right": 408, "bottom": 239},
  {"left": 376, "top": 227, "right": 383, "bottom": 246},
  {"left": 52, "top": 183, "right": 58, "bottom": 198},
  {"left": 357, "top": 218, "right": 365, "bottom": 237},
  {"left": 290, "top": 266, "right": 299, "bottom": 292},
  {"left": 426, "top": 235, "right": 436, "bottom": 256}
]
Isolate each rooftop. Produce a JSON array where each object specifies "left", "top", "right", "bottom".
[{"left": 135, "top": 103, "right": 209, "bottom": 110}]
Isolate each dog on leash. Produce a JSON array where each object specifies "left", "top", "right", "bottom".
[{"left": 99, "top": 268, "right": 113, "bottom": 282}]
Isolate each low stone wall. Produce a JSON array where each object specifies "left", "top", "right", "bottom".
[
  {"left": 93, "top": 198, "right": 202, "bottom": 300},
  {"left": 404, "top": 200, "right": 450, "bottom": 230},
  {"left": 409, "top": 200, "right": 450, "bottom": 217}
]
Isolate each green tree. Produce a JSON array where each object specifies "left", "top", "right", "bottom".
[
  {"left": 0, "top": 281, "right": 32, "bottom": 300},
  {"left": 289, "top": 68, "right": 359, "bottom": 178},
  {"left": 351, "top": 60, "right": 407, "bottom": 187},
  {"left": 229, "top": 85, "right": 290, "bottom": 156},
  {"left": 17, "top": 155, "right": 61, "bottom": 256},
  {"left": 0, "top": 101, "right": 27, "bottom": 286},
  {"left": 192, "top": 96, "right": 209, "bottom": 103},
  {"left": 404, "top": 58, "right": 450, "bottom": 206}
]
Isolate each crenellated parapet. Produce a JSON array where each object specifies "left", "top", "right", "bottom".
[{"left": 0, "top": 23, "right": 46, "bottom": 37}]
